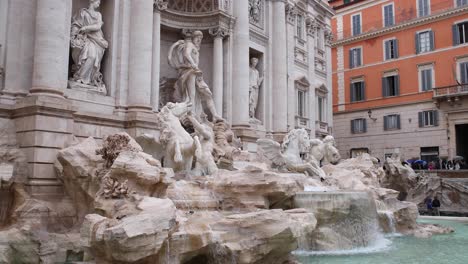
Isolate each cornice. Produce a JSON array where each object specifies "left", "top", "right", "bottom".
[
  {"left": 161, "top": 9, "right": 236, "bottom": 32},
  {"left": 332, "top": 6, "right": 468, "bottom": 47}
]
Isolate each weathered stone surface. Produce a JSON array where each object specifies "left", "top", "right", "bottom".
[
  {"left": 81, "top": 198, "right": 177, "bottom": 263},
  {"left": 165, "top": 209, "right": 316, "bottom": 264},
  {"left": 205, "top": 166, "right": 320, "bottom": 210}
]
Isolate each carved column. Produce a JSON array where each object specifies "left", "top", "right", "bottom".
[
  {"left": 127, "top": 0, "right": 154, "bottom": 111},
  {"left": 151, "top": 0, "right": 167, "bottom": 111},
  {"left": 306, "top": 16, "right": 318, "bottom": 135},
  {"left": 30, "top": 0, "right": 72, "bottom": 96},
  {"left": 271, "top": 0, "right": 288, "bottom": 134},
  {"left": 231, "top": 0, "right": 250, "bottom": 128},
  {"left": 209, "top": 27, "right": 228, "bottom": 116},
  {"left": 325, "top": 28, "right": 334, "bottom": 130}
]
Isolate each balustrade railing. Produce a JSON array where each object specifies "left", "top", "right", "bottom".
[{"left": 433, "top": 83, "right": 468, "bottom": 98}]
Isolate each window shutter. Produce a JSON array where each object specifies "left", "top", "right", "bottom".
[
  {"left": 429, "top": 31, "right": 435, "bottom": 51},
  {"left": 350, "top": 83, "right": 355, "bottom": 102},
  {"left": 351, "top": 120, "right": 355, "bottom": 134},
  {"left": 415, "top": 33, "right": 420, "bottom": 54},
  {"left": 363, "top": 119, "right": 367, "bottom": 133},
  {"left": 433, "top": 110, "right": 439, "bottom": 126},
  {"left": 362, "top": 81, "right": 366, "bottom": 101},
  {"left": 382, "top": 77, "right": 387, "bottom": 97},
  {"left": 427, "top": 69, "right": 432, "bottom": 90},
  {"left": 349, "top": 49, "right": 353, "bottom": 68},
  {"left": 461, "top": 62, "right": 468, "bottom": 84},
  {"left": 357, "top": 48, "right": 362, "bottom": 66},
  {"left": 453, "top": 24, "right": 460, "bottom": 46},
  {"left": 396, "top": 115, "right": 401, "bottom": 129},
  {"left": 385, "top": 41, "right": 390, "bottom": 60},
  {"left": 394, "top": 39, "right": 399, "bottom": 58},
  {"left": 384, "top": 116, "right": 388, "bottom": 130},
  {"left": 418, "top": 112, "right": 424, "bottom": 127},
  {"left": 395, "top": 75, "right": 400, "bottom": 95}
]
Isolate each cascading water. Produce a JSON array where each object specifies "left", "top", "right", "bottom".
[{"left": 294, "top": 191, "right": 389, "bottom": 252}]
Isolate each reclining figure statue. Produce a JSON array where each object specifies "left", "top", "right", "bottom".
[{"left": 257, "top": 129, "right": 327, "bottom": 180}]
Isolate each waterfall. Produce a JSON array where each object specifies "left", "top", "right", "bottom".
[
  {"left": 378, "top": 210, "right": 397, "bottom": 234},
  {"left": 294, "top": 191, "right": 388, "bottom": 251}
]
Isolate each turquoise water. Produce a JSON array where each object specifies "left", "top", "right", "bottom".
[{"left": 295, "top": 218, "right": 468, "bottom": 264}]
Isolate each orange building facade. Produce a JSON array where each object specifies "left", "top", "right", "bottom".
[{"left": 329, "top": 0, "right": 468, "bottom": 162}]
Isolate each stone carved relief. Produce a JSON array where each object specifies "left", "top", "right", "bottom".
[
  {"left": 257, "top": 129, "right": 327, "bottom": 180},
  {"left": 249, "top": 57, "right": 263, "bottom": 119},
  {"left": 249, "top": 0, "right": 263, "bottom": 27},
  {"left": 324, "top": 29, "right": 334, "bottom": 45},
  {"left": 154, "top": 0, "right": 168, "bottom": 11},
  {"left": 168, "top": 0, "right": 219, "bottom": 13},
  {"left": 69, "top": 0, "right": 108, "bottom": 95},
  {"left": 168, "top": 30, "right": 221, "bottom": 120}
]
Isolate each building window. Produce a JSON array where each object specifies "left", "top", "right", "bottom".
[
  {"left": 416, "top": 30, "right": 434, "bottom": 54},
  {"left": 384, "top": 39, "right": 399, "bottom": 60},
  {"left": 344, "top": 0, "right": 351, "bottom": 4},
  {"left": 459, "top": 61, "right": 468, "bottom": 84},
  {"left": 349, "top": 47, "right": 362, "bottom": 68},
  {"left": 297, "top": 14, "right": 304, "bottom": 40},
  {"left": 297, "top": 89, "right": 307, "bottom": 118},
  {"left": 317, "top": 96, "right": 326, "bottom": 122},
  {"left": 453, "top": 21, "right": 468, "bottom": 45},
  {"left": 350, "top": 80, "right": 365, "bottom": 102},
  {"left": 351, "top": 118, "right": 367, "bottom": 134},
  {"left": 417, "top": 0, "right": 430, "bottom": 17},
  {"left": 419, "top": 65, "right": 434, "bottom": 91},
  {"left": 350, "top": 148, "right": 369, "bottom": 158},
  {"left": 456, "top": 0, "right": 468, "bottom": 7},
  {"left": 351, "top": 14, "right": 361, "bottom": 36},
  {"left": 418, "top": 110, "right": 438, "bottom": 127},
  {"left": 383, "top": 4, "right": 394, "bottom": 27},
  {"left": 420, "top": 146, "right": 439, "bottom": 164},
  {"left": 384, "top": 114, "right": 401, "bottom": 130},
  {"left": 382, "top": 74, "right": 400, "bottom": 97}
]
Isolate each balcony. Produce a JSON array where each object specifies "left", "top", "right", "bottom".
[
  {"left": 433, "top": 83, "right": 468, "bottom": 106},
  {"left": 295, "top": 116, "right": 310, "bottom": 128},
  {"left": 315, "top": 120, "right": 330, "bottom": 134}
]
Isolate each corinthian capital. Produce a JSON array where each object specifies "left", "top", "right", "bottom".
[
  {"left": 154, "top": 0, "right": 168, "bottom": 12},
  {"left": 285, "top": 4, "right": 297, "bottom": 24},
  {"left": 324, "top": 29, "right": 334, "bottom": 45},
  {"left": 209, "top": 27, "right": 229, "bottom": 38},
  {"left": 305, "top": 16, "right": 318, "bottom": 36}
]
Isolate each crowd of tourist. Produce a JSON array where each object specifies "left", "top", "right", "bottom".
[{"left": 409, "top": 159, "right": 466, "bottom": 170}]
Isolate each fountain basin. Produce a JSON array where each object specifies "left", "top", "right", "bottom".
[{"left": 294, "top": 191, "right": 383, "bottom": 251}]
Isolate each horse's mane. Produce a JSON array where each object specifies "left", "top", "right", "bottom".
[{"left": 281, "top": 129, "right": 307, "bottom": 152}]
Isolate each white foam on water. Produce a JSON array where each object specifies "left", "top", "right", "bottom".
[
  {"left": 303, "top": 186, "right": 336, "bottom": 192},
  {"left": 293, "top": 237, "right": 392, "bottom": 256}
]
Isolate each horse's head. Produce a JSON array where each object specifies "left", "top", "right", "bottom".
[
  {"left": 325, "top": 144, "right": 341, "bottom": 164},
  {"left": 162, "top": 101, "right": 192, "bottom": 118},
  {"left": 282, "top": 128, "right": 310, "bottom": 153}
]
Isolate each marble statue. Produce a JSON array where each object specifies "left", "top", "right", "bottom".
[
  {"left": 168, "top": 30, "right": 221, "bottom": 120},
  {"left": 249, "top": 57, "right": 263, "bottom": 119},
  {"left": 308, "top": 135, "right": 341, "bottom": 166},
  {"left": 137, "top": 101, "right": 197, "bottom": 172},
  {"left": 213, "top": 119, "right": 240, "bottom": 169},
  {"left": 187, "top": 112, "right": 218, "bottom": 176},
  {"left": 69, "top": 0, "right": 108, "bottom": 94},
  {"left": 257, "top": 129, "right": 326, "bottom": 180}
]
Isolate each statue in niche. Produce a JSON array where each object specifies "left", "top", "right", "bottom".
[
  {"left": 168, "top": 30, "right": 221, "bottom": 121},
  {"left": 69, "top": 0, "right": 108, "bottom": 94},
  {"left": 249, "top": 57, "right": 263, "bottom": 119}
]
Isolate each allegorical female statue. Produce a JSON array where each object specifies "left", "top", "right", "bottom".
[
  {"left": 249, "top": 57, "right": 263, "bottom": 119},
  {"left": 70, "top": 0, "right": 108, "bottom": 94}
]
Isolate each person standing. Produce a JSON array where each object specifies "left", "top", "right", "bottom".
[
  {"left": 432, "top": 196, "right": 441, "bottom": 216},
  {"left": 425, "top": 196, "right": 433, "bottom": 215}
]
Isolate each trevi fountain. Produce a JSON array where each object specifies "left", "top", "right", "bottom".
[{"left": 0, "top": 0, "right": 463, "bottom": 263}]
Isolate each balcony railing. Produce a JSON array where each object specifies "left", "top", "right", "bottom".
[
  {"left": 433, "top": 83, "right": 468, "bottom": 98},
  {"left": 295, "top": 116, "right": 309, "bottom": 128},
  {"left": 334, "top": 2, "right": 466, "bottom": 41},
  {"left": 315, "top": 120, "right": 329, "bottom": 133}
]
